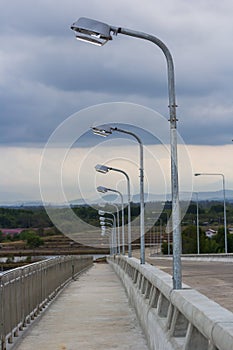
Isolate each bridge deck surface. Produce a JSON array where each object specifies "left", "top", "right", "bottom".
[
  {"left": 147, "top": 255, "right": 233, "bottom": 313},
  {"left": 14, "top": 263, "right": 148, "bottom": 350}
]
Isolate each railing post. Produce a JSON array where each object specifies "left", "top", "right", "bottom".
[
  {"left": 0, "top": 275, "right": 5, "bottom": 350},
  {"left": 19, "top": 268, "right": 24, "bottom": 330}
]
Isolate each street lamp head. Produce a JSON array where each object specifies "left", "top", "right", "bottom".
[
  {"left": 70, "top": 17, "right": 113, "bottom": 46},
  {"left": 97, "top": 185, "right": 108, "bottom": 193},
  {"left": 101, "top": 226, "right": 111, "bottom": 236},
  {"left": 100, "top": 220, "right": 112, "bottom": 226},
  {"left": 98, "top": 210, "right": 105, "bottom": 216},
  {"left": 101, "top": 226, "right": 111, "bottom": 231},
  {"left": 95, "top": 164, "right": 110, "bottom": 174},
  {"left": 194, "top": 173, "right": 201, "bottom": 177},
  {"left": 92, "top": 126, "right": 112, "bottom": 137},
  {"left": 98, "top": 202, "right": 105, "bottom": 208}
]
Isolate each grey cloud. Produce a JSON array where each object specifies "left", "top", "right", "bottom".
[{"left": 1, "top": 0, "right": 233, "bottom": 146}]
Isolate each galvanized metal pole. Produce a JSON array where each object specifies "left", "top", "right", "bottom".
[
  {"left": 100, "top": 212, "right": 117, "bottom": 254},
  {"left": 222, "top": 174, "right": 228, "bottom": 254},
  {"left": 195, "top": 192, "right": 200, "bottom": 255},
  {"left": 108, "top": 167, "right": 132, "bottom": 258},
  {"left": 107, "top": 203, "right": 121, "bottom": 254},
  {"left": 108, "top": 189, "right": 125, "bottom": 255},
  {"left": 118, "top": 191, "right": 125, "bottom": 255},
  {"left": 112, "top": 128, "right": 145, "bottom": 264},
  {"left": 115, "top": 28, "right": 181, "bottom": 287}
]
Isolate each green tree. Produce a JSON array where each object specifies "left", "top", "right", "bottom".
[
  {"left": 19, "top": 229, "right": 34, "bottom": 241},
  {"left": 26, "top": 233, "right": 44, "bottom": 248},
  {"left": 182, "top": 225, "right": 198, "bottom": 254},
  {"left": 19, "top": 229, "right": 44, "bottom": 248},
  {"left": 201, "top": 237, "right": 220, "bottom": 253},
  {"left": 227, "top": 234, "right": 233, "bottom": 253},
  {"left": 209, "top": 204, "right": 223, "bottom": 213},
  {"left": 162, "top": 241, "right": 173, "bottom": 255},
  {"left": 213, "top": 226, "right": 225, "bottom": 249}
]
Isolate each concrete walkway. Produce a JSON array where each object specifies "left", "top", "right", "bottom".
[{"left": 14, "top": 263, "right": 148, "bottom": 350}]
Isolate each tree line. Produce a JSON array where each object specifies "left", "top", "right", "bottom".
[
  {"left": 0, "top": 201, "right": 233, "bottom": 253},
  {"left": 162, "top": 225, "right": 233, "bottom": 254}
]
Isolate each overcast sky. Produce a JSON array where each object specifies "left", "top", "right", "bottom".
[{"left": 1, "top": 0, "right": 233, "bottom": 203}]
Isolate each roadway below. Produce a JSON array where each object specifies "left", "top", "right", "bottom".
[{"left": 145, "top": 253, "right": 233, "bottom": 313}]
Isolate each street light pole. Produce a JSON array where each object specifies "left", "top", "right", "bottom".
[
  {"left": 94, "top": 127, "right": 145, "bottom": 264},
  {"left": 71, "top": 17, "right": 182, "bottom": 288},
  {"left": 97, "top": 186, "right": 125, "bottom": 254},
  {"left": 195, "top": 192, "right": 200, "bottom": 255},
  {"left": 105, "top": 203, "right": 121, "bottom": 254},
  {"left": 99, "top": 215, "right": 117, "bottom": 254},
  {"left": 99, "top": 210, "right": 118, "bottom": 254},
  {"left": 99, "top": 202, "right": 121, "bottom": 254},
  {"left": 194, "top": 173, "right": 227, "bottom": 254},
  {"left": 96, "top": 164, "right": 132, "bottom": 257},
  {"left": 100, "top": 220, "right": 114, "bottom": 255}
]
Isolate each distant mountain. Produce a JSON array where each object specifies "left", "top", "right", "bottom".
[
  {"left": 130, "top": 190, "right": 233, "bottom": 203},
  {"left": 190, "top": 190, "right": 233, "bottom": 202},
  {"left": 1, "top": 190, "right": 233, "bottom": 207},
  {"left": 70, "top": 190, "right": 233, "bottom": 206},
  {"left": 0, "top": 201, "right": 45, "bottom": 208},
  {"left": 131, "top": 193, "right": 167, "bottom": 203}
]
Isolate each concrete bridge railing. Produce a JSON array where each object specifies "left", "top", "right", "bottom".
[
  {"left": 108, "top": 255, "right": 233, "bottom": 350},
  {"left": 0, "top": 255, "right": 93, "bottom": 350},
  {"left": 151, "top": 253, "right": 233, "bottom": 263}
]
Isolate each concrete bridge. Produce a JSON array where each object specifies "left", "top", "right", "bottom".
[{"left": 1, "top": 254, "right": 233, "bottom": 350}]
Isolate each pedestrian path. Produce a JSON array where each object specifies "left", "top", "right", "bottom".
[{"left": 14, "top": 263, "right": 148, "bottom": 350}]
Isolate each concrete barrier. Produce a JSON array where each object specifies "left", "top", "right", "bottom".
[
  {"left": 108, "top": 255, "right": 233, "bottom": 350},
  {"left": 150, "top": 253, "right": 233, "bottom": 263}
]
